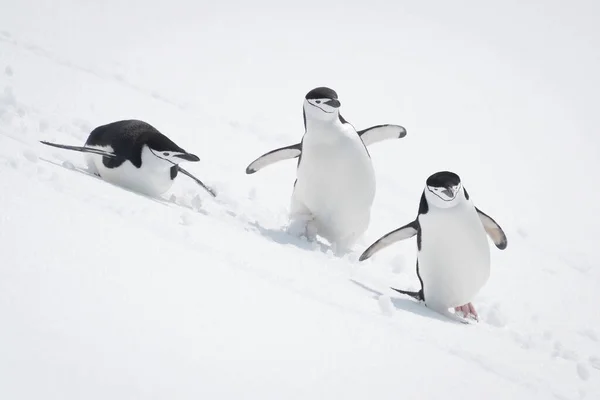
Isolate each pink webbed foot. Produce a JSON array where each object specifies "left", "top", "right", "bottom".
[{"left": 454, "top": 302, "right": 479, "bottom": 321}]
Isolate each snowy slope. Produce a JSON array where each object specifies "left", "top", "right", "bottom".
[{"left": 1, "top": 1, "right": 599, "bottom": 399}]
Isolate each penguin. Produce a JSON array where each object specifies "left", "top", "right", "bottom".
[
  {"left": 359, "top": 171, "right": 507, "bottom": 322},
  {"left": 41, "top": 119, "right": 216, "bottom": 197},
  {"left": 246, "top": 87, "right": 407, "bottom": 252},
  {"left": 245, "top": 88, "right": 407, "bottom": 174}
]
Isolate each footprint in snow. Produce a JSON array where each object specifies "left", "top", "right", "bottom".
[
  {"left": 2, "top": 86, "right": 17, "bottom": 106},
  {"left": 7, "top": 157, "right": 19, "bottom": 169},
  {"left": 378, "top": 295, "right": 395, "bottom": 316},
  {"left": 180, "top": 213, "right": 193, "bottom": 226},
  {"left": 483, "top": 303, "right": 507, "bottom": 328},
  {"left": 22, "top": 149, "right": 38, "bottom": 163},
  {"left": 39, "top": 120, "right": 49, "bottom": 132},
  {"left": 576, "top": 363, "right": 590, "bottom": 381},
  {"left": 578, "top": 328, "right": 598, "bottom": 342},
  {"left": 191, "top": 194, "right": 203, "bottom": 212},
  {"left": 61, "top": 160, "right": 76, "bottom": 171},
  {"left": 552, "top": 342, "right": 579, "bottom": 361}
]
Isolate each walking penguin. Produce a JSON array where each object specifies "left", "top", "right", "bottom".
[
  {"left": 246, "top": 87, "right": 407, "bottom": 252},
  {"left": 359, "top": 171, "right": 507, "bottom": 322}
]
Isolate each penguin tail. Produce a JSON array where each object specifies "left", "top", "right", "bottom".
[
  {"left": 391, "top": 287, "right": 424, "bottom": 302},
  {"left": 40, "top": 141, "right": 118, "bottom": 158}
]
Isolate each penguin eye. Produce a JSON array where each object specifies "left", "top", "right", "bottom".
[
  {"left": 315, "top": 100, "right": 321, "bottom": 104},
  {"left": 163, "top": 152, "right": 169, "bottom": 156}
]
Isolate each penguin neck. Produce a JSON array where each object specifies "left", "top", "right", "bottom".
[
  {"left": 304, "top": 113, "right": 343, "bottom": 135},
  {"left": 140, "top": 146, "right": 174, "bottom": 172}
]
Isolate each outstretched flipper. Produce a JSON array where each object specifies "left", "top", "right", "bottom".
[
  {"left": 359, "top": 220, "right": 419, "bottom": 261},
  {"left": 358, "top": 124, "right": 407, "bottom": 146},
  {"left": 245, "top": 143, "right": 302, "bottom": 174},
  {"left": 476, "top": 208, "right": 507, "bottom": 250},
  {"left": 40, "top": 141, "right": 118, "bottom": 158},
  {"left": 177, "top": 166, "right": 217, "bottom": 197}
]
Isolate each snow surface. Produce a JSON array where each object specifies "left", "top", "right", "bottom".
[{"left": 1, "top": 1, "right": 599, "bottom": 399}]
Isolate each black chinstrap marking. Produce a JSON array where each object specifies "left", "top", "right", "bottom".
[
  {"left": 427, "top": 185, "right": 459, "bottom": 202},
  {"left": 308, "top": 101, "right": 335, "bottom": 114}
]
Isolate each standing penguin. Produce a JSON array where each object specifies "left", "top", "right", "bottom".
[
  {"left": 246, "top": 87, "right": 407, "bottom": 252},
  {"left": 359, "top": 171, "right": 507, "bottom": 322},
  {"left": 41, "top": 119, "right": 215, "bottom": 197}
]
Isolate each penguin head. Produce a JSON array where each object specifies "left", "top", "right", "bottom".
[
  {"left": 424, "top": 171, "right": 463, "bottom": 209},
  {"left": 141, "top": 137, "right": 200, "bottom": 170},
  {"left": 303, "top": 87, "right": 341, "bottom": 122}
]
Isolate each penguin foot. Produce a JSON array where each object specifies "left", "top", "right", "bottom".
[
  {"left": 426, "top": 302, "right": 471, "bottom": 324},
  {"left": 331, "top": 243, "right": 351, "bottom": 257},
  {"left": 454, "top": 303, "right": 479, "bottom": 322},
  {"left": 287, "top": 218, "right": 317, "bottom": 242}
]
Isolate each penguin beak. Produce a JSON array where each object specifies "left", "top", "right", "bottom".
[
  {"left": 441, "top": 187, "right": 456, "bottom": 198},
  {"left": 324, "top": 99, "right": 341, "bottom": 108},
  {"left": 173, "top": 153, "right": 200, "bottom": 162}
]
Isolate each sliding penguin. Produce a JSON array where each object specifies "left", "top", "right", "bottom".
[
  {"left": 359, "top": 171, "right": 507, "bottom": 322},
  {"left": 41, "top": 119, "right": 216, "bottom": 197},
  {"left": 247, "top": 87, "right": 407, "bottom": 252}
]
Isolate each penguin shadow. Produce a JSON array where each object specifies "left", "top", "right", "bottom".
[
  {"left": 39, "top": 157, "right": 208, "bottom": 214},
  {"left": 250, "top": 221, "right": 333, "bottom": 254},
  {"left": 349, "top": 279, "right": 463, "bottom": 325}
]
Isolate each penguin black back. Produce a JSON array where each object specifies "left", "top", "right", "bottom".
[{"left": 85, "top": 120, "right": 186, "bottom": 168}]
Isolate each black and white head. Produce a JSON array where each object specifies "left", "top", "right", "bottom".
[
  {"left": 142, "top": 135, "right": 200, "bottom": 170},
  {"left": 303, "top": 87, "right": 342, "bottom": 122},
  {"left": 424, "top": 171, "right": 464, "bottom": 209}
]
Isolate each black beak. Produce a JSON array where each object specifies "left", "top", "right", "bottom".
[
  {"left": 174, "top": 153, "right": 200, "bottom": 162},
  {"left": 442, "top": 188, "right": 454, "bottom": 198},
  {"left": 324, "top": 99, "right": 341, "bottom": 108}
]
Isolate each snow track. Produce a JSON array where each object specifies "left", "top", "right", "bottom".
[{"left": 1, "top": 1, "right": 599, "bottom": 399}]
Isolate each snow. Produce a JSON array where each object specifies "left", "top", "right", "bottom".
[{"left": 1, "top": 1, "right": 599, "bottom": 399}]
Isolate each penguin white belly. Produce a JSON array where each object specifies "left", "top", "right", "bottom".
[
  {"left": 418, "top": 205, "right": 490, "bottom": 308},
  {"left": 294, "top": 127, "right": 375, "bottom": 243},
  {"left": 85, "top": 153, "right": 174, "bottom": 197}
]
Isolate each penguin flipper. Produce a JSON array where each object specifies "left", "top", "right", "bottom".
[
  {"left": 177, "top": 166, "right": 217, "bottom": 197},
  {"left": 391, "top": 287, "right": 424, "bottom": 301},
  {"left": 40, "top": 141, "right": 119, "bottom": 158},
  {"left": 358, "top": 124, "right": 407, "bottom": 146},
  {"left": 359, "top": 220, "right": 419, "bottom": 261},
  {"left": 476, "top": 208, "right": 507, "bottom": 250},
  {"left": 245, "top": 143, "right": 302, "bottom": 174}
]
